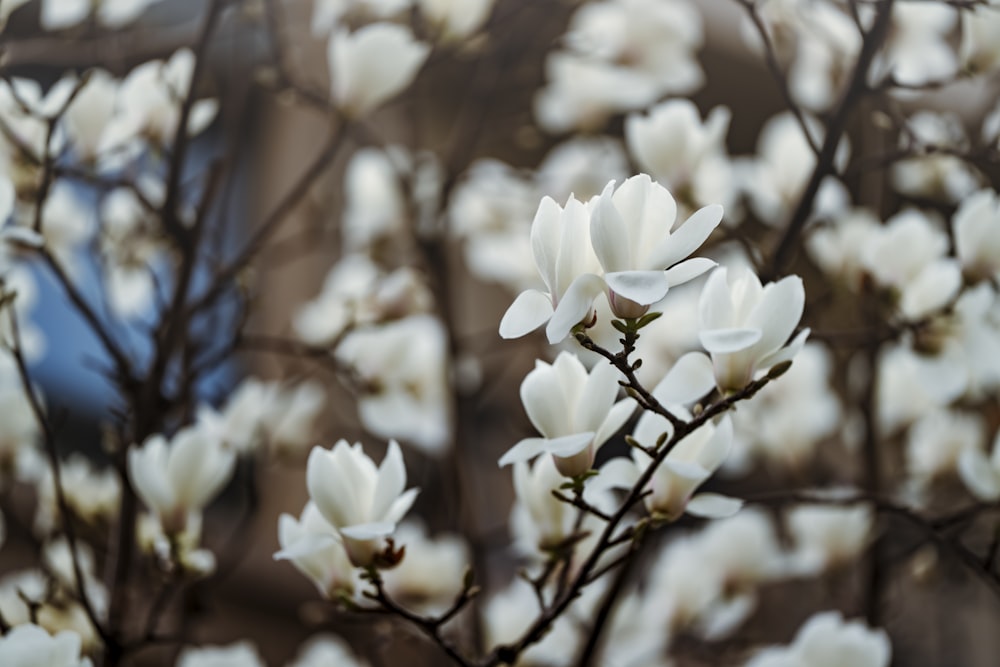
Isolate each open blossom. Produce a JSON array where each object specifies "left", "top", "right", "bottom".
[
  {"left": 305, "top": 439, "right": 418, "bottom": 566},
  {"left": 891, "top": 112, "right": 982, "bottom": 203},
  {"left": 785, "top": 503, "right": 873, "bottom": 575},
  {"left": 745, "top": 611, "right": 890, "bottom": 667},
  {"left": 418, "top": 0, "right": 494, "bottom": 41},
  {"left": 699, "top": 267, "right": 809, "bottom": 393},
  {"left": 953, "top": 188, "right": 1000, "bottom": 282},
  {"left": 498, "top": 351, "right": 634, "bottom": 477},
  {"left": 328, "top": 23, "right": 429, "bottom": 116},
  {"left": 0, "top": 624, "right": 93, "bottom": 667},
  {"left": 498, "top": 192, "right": 601, "bottom": 342},
  {"left": 126, "top": 425, "right": 236, "bottom": 535},
  {"left": 274, "top": 502, "right": 357, "bottom": 599}
]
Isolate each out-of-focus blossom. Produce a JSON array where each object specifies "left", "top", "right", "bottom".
[
  {"left": 42, "top": 539, "right": 108, "bottom": 621},
  {"left": 535, "top": 136, "right": 628, "bottom": 203},
  {"left": 41, "top": 0, "right": 156, "bottom": 30},
  {"left": 127, "top": 425, "right": 236, "bottom": 535},
  {"left": 328, "top": 23, "right": 429, "bottom": 117},
  {"left": 861, "top": 208, "right": 960, "bottom": 320},
  {"left": 288, "top": 634, "right": 370, "bottom": 667},
  {"left": 382, "top": 521, "right": 469, "bottom": 614},
  {"left": 0, "top": 569, "right": 101, "bottom": 651},
  {"left": 953, "top": 188, "right": 1000, "bottom": 282},
  {"left": 336, "top": 315, "right": 452, "bottom": 454},
  {"left": 961, "top": 7, "right": 1000, "bottom": 73},
  {"left": 63, "top": 70, "right": 118, "bottom": 161},
  {"left": 305, "top": 439, "right": 418, "bottom": 566},
  {"left": 744, "top": 611, "right": 890, "bottom": 667},
  {"left": 878, "top": 4, "right": 957, "bottom": 87},
  {"left": 498, "top": 191, "right": 601, "bottom": 342},
  {"left": 699, "top": 267, "right": 808, "bottom": 393},
  {"left": 741, "top": 112, "right": 848, "bottom": 226},
  {"left": 959, "top": 431, "right": 1000, "bottom": 502},
  {"left": 419, "top": 0, "right": 494, "bottom": 41},
  {"left": 311, "top": 0, "right": 412, "bottom": 35},
  {"left": 906, "top": 408, "right": 986, "bottom": 498},
  {"left": 136, "top": 512, "right": 216, "bottom": 576},
  {"left": 0, "top": 624, "right": 93, "bottom": 667},
  {"left": 785, "top": 503, "right": 873, "bottom": 575},
  {"left": 35, "top": 181, "right": 94, "bottom": 280},
  {"left": 341, "top": 147, "right": 406, "bottom": 251},
  {"left": 626, "top": 99, "right": 736, "bottom": 213},
  {"left": 176, "top": 641, "right": 266, "bottom": 667},
  {"left": 876, "top": 343, "right": 965, "bottom": 434},
  {"left": 806, "top": 209, "right": 881, "bottom": 290},
  {"left": 891, "top": 112, "right": 982, "bottom": 203},
  {"left": 534, "top": 0, "right": 703, "bottom": 132},
  {"left": 35, "top": 454, "right": 120, "bottom": 534},
  {"left": 274, "top": 501, "right": 357, "bottom": 599},
  {"left": 448, "top": 159, "right": 537, "bottom": 290},
  {"left": 0, "top": 381, "right": 38, "bottom": 467},
  {"left": 499, "top": 351, "right": 633, "bottom": 477}
]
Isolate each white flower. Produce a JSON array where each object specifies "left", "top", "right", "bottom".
[
  {"left": 953, "top": 188, "right": 1000, "bottom": 282},
  {"left": 806, "top": 209, "right": 882, "bottom": 290},
  {"left": 311, "top": 0, "right": 412, "bottom": 35},
  {"left": 605, "top": 414, "right": 740, "bottom": 521},
  {"left": 288, "top": 634, "right": 370, "bottom": 667},
  {"left": 176, "top": 641, "right": 265, "bottom": 667},
  {"left": 341, "top": 148, "right": 407, "bottom": 251},
  {"left": 906, "top": 409, "right": 986, "bottom": 496},
  {"left": 136, "top": 512, "right": 216, "bottom": 576},
  {"left": 498, "top": 191, "right": 601, "bottom": 342},
  {"left": 62, "top": 70, "right": 118, "bottom": 160},
  {"left": 418, "top": 0, "right": 494, "bottom": 41},
  {"left": 535, "top": 136, "right": 628, "bottom": 203},
  {"left": 305, "top": 439, "right": 418, "bottom": 566},
  {"left": 625, "top": 100, "right": 736, "bottom": 212},
  {"left": 382, "top": 521, "right": 469, "bottom": 614},
  {"left": 891, "top": 111, "right": 982, "bottom": 203},
  {"left": 274, "top": 501, "right": 357, "bottom": 599},
  {"left": 961, "top": 6, "right": 1000, "bottom": 73},
  {"left": 785, "top": 503, "right": 873, "bottom": 575},
  {"left": 126, "top": 425, "right": 236, "bottom": 534},
  {"left": 499, "top": 351, "right": 634, "bottom": 477},
  {"left": 959, "top": 430, "right": 1000, "bottom": 502},
  {"left": 745, "top": 611, "right": 890, "bottom": 667},
  {"left": 0, "top": 624, "right": 93, "bottom": 667},
  {"left": 328, "top": 23, "right": 429, "bottom": 117},
  {"left": 336, "top": 315, "right": 451, "bottom": 454},
  {"left": 698, "top": 267, "right": 809, "bottom": 393},
  {"left": 35, "top": 454, "right": 120, "bottom": 534},
  {"left": 588, "top": 174, "right": 721, "bottom": 320},
  {"left": 881, "top": 3, "right": 957, "bottom": 87}
]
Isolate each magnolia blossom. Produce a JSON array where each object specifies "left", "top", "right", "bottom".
[
  {"left": 585, "top": 175, "right": 720, "bottom": 321},
  {"left": 953, "top": 188, "right": 1000, "bottom": 282},
  {"left": 699, "top": 267, "right": 808, "bottom": 393},
  {"left": 40, "top": 0, "right": 155, "bottom": 30},
  {"left": 311, "top": 0, "right": 412, "bottom": 35},
  {"left": 744, "top": 611, "right": 890, "bottom": 667},
  {"left": 961, "top": 7, "right": 1000, "bottom": 73},
  {"left": 176, "top": 642, "right": 266, "bottom": 667},
  {"left": 419, "top": 0, "right": 494, "bottom": 41},
  {"left": 959, "top": 430, "right": 1000, "bottom": 502},
  {"left": 891, "top": 112, "right": 982, "bottom": 203},
  {"left": 498, "top": 351, "right": 634, "bottom": 477},
  {"left": 0, "top": 624, "right": 93, "bottom": 667},
  {"left": 328, "top": 23, "right": 429, "bottom": 116},
  {"left": 382, "top": 521, "right": 469, "bottom": 614},
  {"left": 535, "top": 136, "right": 629, "bottom": 203},
  {"left": 126, "top": 425, "right": 236, "bottom": 535},
  {"left": 288, "top": 634, "right": 371, "bottom": 667},
  {"left": 625, "top": 99, "right": 736, "bottom": 212},
  {"left": 604, "top": 414, "right": 740, "bottom": 521},
  {"left": 906, "top": 409, "right": 986, "bottom": 498},
  {"left": 498, "top": 191, "right": 601, "bottom": 341},
  {"left": 274, "top": 502, "right": 357, "bottom": 599},
  {"left": 878, "top": 3, "right": 957, "bottom": 87},
  {"left": 341, "top": 147, "right": 407, "bottom": 251},
  {"left": 806, "top": 209, "right": 882, "bottom": 290},
  {"left": 35, "top": 454, "right": 120, "bottom": 534},
  {"left": 305, "top": 439, "right": 418, "bottom": 566},
  {"left": 785, "top": 503, "right": 873, "bottom": 575}
]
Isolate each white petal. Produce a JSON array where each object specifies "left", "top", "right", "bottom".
[
  {"left": 370, "top": 440, "right": 406, "bottom": 520},
  {"left": 341, "top": 521, "right": 395, "bottom": 540},
  {"left": 594, "top": 457, "right": 640, "bottom": 491},
  {"left": 958, "top": 447, "right": 1000, "bottom": 502},
  {"left": 499, "top": 290, "right": 554, "bottom": 339},
  {"left": 498, "top": 437, "right": 550, "bottom": 467},
  {"left": 590, "top": 181, "right": 629, "bottom": 273},
  {"left": 605, "top": 270, "right": 670, "bottom": 306},
  {"left": 594, "top": 399, "right": 637, "bottom": 449},
  {"left": 664, "top": 257, "right": 717, "bottom": 287},
  {"left": 546, "top": 273, "right": 606, "bottom": 344},
  {"left": 273, "top": 532, "right": 340, "bottom": 561},
  {"left": 652, "top": 352, "right": 716, "bottom": 405},
  {"left": 545, "top": 432, "right": 597, "bottom": 458},
  {"left": 647, "top": 204, "right": 723, "bottom": 269},
  {"left": 686, "top": 493, "right": 743, "bottom": 518},
  {"left": 748, "top": 275, "right": 805, "bottom": 356},
  {"left": 700, "top": 328, "right": 763, "bottom": 354}
]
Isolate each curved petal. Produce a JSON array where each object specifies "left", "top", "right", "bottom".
[
  {"left": 664, "top": 257, "right": 717, "bottom": 288},
  {"left": 686, "top": 493, "right": 743, "bottom": 518},
  {"left": 576, "top": 359, "right": 622, "bottom": 432},
  {"left": 698, "top": 267, "right": 733, "bottom": 329},
  {"left": 757, "top": 328, "right": 810, "bottom": 371},
  {"left": 371, "top": 440, "right": 406, "bottom": 520},
  {"left": 958, "top": 447, "right": 1000, "bottom": 502},
  {"left": 521, "top": 361, "right": 570, "bottom": 438},
  {"left": 546, "top": 273, "right": 606, "bottom": 344},
  {"left": 594, "top": 457, "right": 640, "bottom": 491},
  {"left": 274, "top": 532, "right": 340, "bottom": 561},
  {"left": 499, "top": 290, "right": 554, "bottom": 339},
  {"left": 341, "top": 521, "right": 396, "bottom": 540},
  {"left": 748, "top": 275, "right": 804, "bottom": 356},
  {"left": 605, "top": 270, "right": 670, "bottom": 306},
  {"left": 545, "top": 432, "right": 597, "bottom": 458},
  {"left": 499, "top": 437, "right": 549, "bottom": 467},
  {"left": 384, "top": 487, "right": 420, "bottom": 524},
  {"left": 307, "top": 445, "right": 361, "bottom": 528},
  {"left": 590, "top": 181, "right": 629, "bottom": 273},
  {"left": 647, "top": 204, "right": 723, "bottom": 269},
  {"left": 594, "top": 399, "right": 637, "bottom": 449},
  {"left": 700, "top": 328, "right": 762, "bottom": 354},
  {"left": 652, "top": 352, "right": 716, "bottom": 406}
]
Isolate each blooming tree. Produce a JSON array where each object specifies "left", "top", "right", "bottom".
[{"left": 0, "top": 0, "right": 997, "bottom": 665}]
